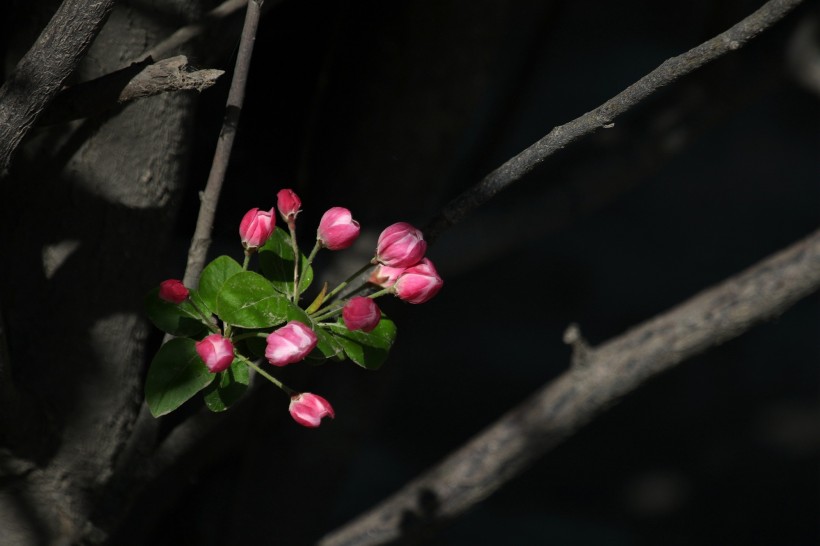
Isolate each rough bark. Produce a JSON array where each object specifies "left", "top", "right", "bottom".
[
  {"left": 0, "top": 2, "right": 208, "bottom": 543},
  {"left": 0, "top": 0, "right": 117, "bottom": 175}
]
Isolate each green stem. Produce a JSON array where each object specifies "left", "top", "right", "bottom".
[
  {"left": 187, "top": 298, "right": 220, "bottom": 333},
  {"left": 324, "top": 261, "right": 375, "bottom": 303},
  {"left": 288, "top": 220, "right": 300, "bottom": 303},
  {"left": 311, "top": 303, "right": 345, "bottom": 322},
  {"left": 368, "top": 287, "right": 393, "bottom": 299},
  {"left": 235, "top": 353, "right": 296, "bottom": 397},
  {"left": 231, "top": 332, "right": 269, "bottom": 343},
  {"left": 304, "top": 239, "right": 322, "bottom": 271},
  {"left": 242, "top": 252, "right": 251, "bottom": 271}
]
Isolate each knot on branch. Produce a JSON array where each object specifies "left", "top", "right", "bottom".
[{"left": 563, "top": 322, "right": 593, "bottom": 369}]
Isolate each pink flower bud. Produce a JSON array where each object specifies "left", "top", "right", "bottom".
[
  {"left": 317, "top": 207, "right": 360, "bottom": 250},
  {"left": 195, "top": 334, "right": 235, "bottom": 373},
  {"left": 342, "top": 296, "right": 381, "bottom": 332},
  {"left": 158, "top": 279, "right": 189, "bottom": 304},
  {"left": 265, "top": 321, "right": 318, "bottom": 366},
  {"left": 277, "top": 189, "right": 301, "bottom": 222},
  {"left": 368, "top": 264, "right": 405, "bottom": 288},
  {"left": 394, "top": 258, "right": 443, "bottom": 304},
  {"left": 239, "top": 207, "right": 275, "bottom": 250},
  {"left": 375, "top": 222, "right": 427, "bottom": 268},
  {"left": 289, "top": 392, "right": 335, "bottom": 428}
]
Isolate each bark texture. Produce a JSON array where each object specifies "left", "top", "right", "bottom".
[{"left": 0, "top": 2, "right": 209, "bottom": 543}]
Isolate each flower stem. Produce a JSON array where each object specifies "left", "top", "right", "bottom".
[
  {"left": 231, "top": 332, "right": 269, "bottom": 343},
  {"left": 304, "top": 240, "right": 322, "bottom": 271},
  {"left": 311, "top": 303, "right": 345, "bottom": 322},
  {"left": 287, "top": 221, "right": 301, "bottom": 302},
  {"left": 235, "top": 353, "right": 296, "bottom": 397},
  {"left": 368, "top": 287, "right": 393, "bottom": 299},
  {"left": 324, "top": 261, "right": 375, "bottom": 303},
  {"left": 242, "top": 251, "right": 251, "bottom": 271},
  {"left": 187, "top": 298, "right": 220, "bottom": 333}
]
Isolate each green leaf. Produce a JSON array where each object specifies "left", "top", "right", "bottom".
[
  {"left": 216, "top": 271, "right": 290, "bottom": 328},
  {"left": 202, "top": 358, "right": 250, "bottom": 412},
  {"left": 326, "top": 316, "right": 397, "bottom": 369},
  {"left": 198, "top": 255, "right": 244, "bottom": 313},
  {"left": 145, "top": 287, "right": 208, "bottom": 337},
  {"left": 258, "top": 227, "right": 313, "bottom": 295},
  {"left": 145, "top": 338, "right": 216, "bottom": 417}
]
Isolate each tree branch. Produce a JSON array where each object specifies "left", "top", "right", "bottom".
[
  {"left": 423, "top": 0, "right": 806, "bottom": 242},
  {"left": 38, "top": 56, "right": 224, "bottom": 125},
  {"left": 183, "top": 0, "right": 264, "bottom": 287},
  {"left": 319, "top": 227, "right": 820, "bottom": 546},
  {"left": 144, "top": 0, "right": 250, "bottom": 61},
  {"left": 0, "top": 0, "right": 117, "bottom": 175}
]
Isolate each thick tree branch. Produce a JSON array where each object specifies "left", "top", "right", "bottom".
[
  {"left": 0, "top": 0, "right": 117, "bottom": 175},
  {"left": 424, "top": 0, "right": 805, "bottom": 241},
  {"left": 320, "top": 227, "right": 820, "bottom": 546},
  {"left": 38, "top": 56, "right": 224, "bottom": 125}
]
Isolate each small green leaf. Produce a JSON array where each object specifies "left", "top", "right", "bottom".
[
  {"left": 326, "top": 316, "right": 397, "bottom": 369},
  {"left": 216, "top": 271, "right": 290, "bottom": 328},
  {"left": 202, "top": 358, "right": 250, "bottom": 412},
  {"left": 145, "top": 338, "right": 216, "bottom": 417},
  {"left": 258, "top": 227, "right": 313, "bottom": 295},
  {"left": 199, "top": 255, "right": 244, "bottom": 313},
  {"left": 145, "top": 288, "right": 208, "bottom": 337}
]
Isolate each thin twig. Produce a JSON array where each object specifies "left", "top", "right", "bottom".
[
  {"left": 0, "top": 0, "right": 117, "bottom": 175},
  {"left": 423, "top": 0, "right": 805, "bottom": 242},
  {"left": 38, "top": 56, "right": 224, "bottom": 125},
  {"left": 143, "top": 0, "right": 285, "bottom": 62},
  {"left": 319, "top": 227, "right": 820, "bottom": 546},
  {"left": 183, "top": 0, "right": 264, "bottom": 287},
  {"left": 144, "top": 0, "right": 249, "bottom": 61}
]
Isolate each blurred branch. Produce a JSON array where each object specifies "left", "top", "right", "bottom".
[
  {"left": 144, "top": 0, "right": 250, "bottom": 61},
  {"left": 143, "top": 0, "right": 285, "bottom": 62},
  {"left": 424, "top": 0, "right": 806, "bottom": 242},
  {"left": 320, "top": 228, "right": 820, "bottom": 546},
  {"left": 0, "top": 0, "right": 116, "bottom": 176},
  {"left": 183, "top": 0, "right": 264, "bottom": 287},
  {"left": 38, "top": 56, "right": 224, "bottom": 125}
]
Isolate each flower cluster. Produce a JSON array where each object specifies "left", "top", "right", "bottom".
[{"left": 146, "top": 189, "right": 442, "bottom": 428}]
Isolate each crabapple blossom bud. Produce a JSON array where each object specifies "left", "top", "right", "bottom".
[
  {"left": 265, "top": 321, "right": 318, "bottom": 366},
  {"left": 342, "top": 296, "right": 381, "bottom": 332},
  {"left": 239, "top": 207, "right": 275, "bottom": 250},
  {"left": 375, "top": 222, "right": 427, "bottom": 268},
  {"left": 158, "top": 279, "right": 189, "bottom": 304},
  {"left": 394, "top": 258, "right": 443, "bottom": 304},
  {"left": 195, "top": 334, "right": 235, "bottom": 373},
  {"left": 277, "top": 189, "right": 301, "bottom": 222},
  {"left": 368, "top": 264, "right": 405, "bottom": 288},
  {"left": 289, "top": 392, "right": 335, "bottom": 428},
  {"left": 317, "top": 207, "right": 360, "bottom": 250}
]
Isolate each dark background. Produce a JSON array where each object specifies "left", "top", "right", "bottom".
[{"left": 6, "top": 0, "right": 818, "bottom": 544}]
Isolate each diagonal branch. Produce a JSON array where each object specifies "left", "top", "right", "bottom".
[
  {"left": 319, "top": 227, "right": 820, "bottom": 546},
  {"left": 423, "top": 0, "right": 805, "bottom": 242},
  {"left": 0, "top": 0, "right": 117, "bottom": 176}
]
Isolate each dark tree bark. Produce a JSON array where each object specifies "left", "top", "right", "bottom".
[
  {"left": 0, "top": 1, "right": 816, "bottom": 545},
  {"left": 0, "top": 1, "right": 214, "bottom": 542}
]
